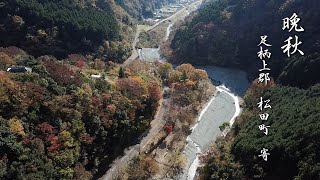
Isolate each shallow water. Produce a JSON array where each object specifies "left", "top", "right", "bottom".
[
  {"left": 181, "top": 66, "right": 249, "bottom": 180},
  {"left": 198, "top": 66, "right": 249, "bottom": 96}
]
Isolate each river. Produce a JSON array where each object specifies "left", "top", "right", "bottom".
[{"left": 181, "top": 66, "right": 249, "bottom": 180}]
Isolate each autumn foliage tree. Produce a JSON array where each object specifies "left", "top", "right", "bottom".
[
  {"left": 0, "top": 75, "right": 29, "bottom": 118},
  {"left": 44, "top": 60, "right": 82, "bottom": 85},
  {"left": 148, "top": 81, "right": 161, "bottom": 102},
  {"left": 0, "top": 47, "right": 167, "bottom": 179},
  {"left": 36, "top": 122, "right": 55, "bottom": 135},
  {"left": 117, "top": 76, "right": 147, "bottom": 99},
  {"left": 158, "top": 63, "right": 173, "bottom": 79},
  {"left": 8, "top": 116, "right": 25, "bottom": 137},
  {"left": 94, "top": 59, "right": 106, "bottom": 70},
  {"left": 0, "top": 52, "right": 15, "bottom": 70}
]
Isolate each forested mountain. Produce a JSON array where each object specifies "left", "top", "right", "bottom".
[
  {"left": 171, "top": 0, "right": 320, "bottom": 86},
  {"left": 0, "top": 0, "right": 119, "bottom": 59},
  {"left": 0, "top": 0, "right": 173, "bottom": 63},
  {"left": 199, "top": 81, "right": 320, "bottom": 180},
  {"left": 0, "top": 46, "right": 211, "bottom": 179},
  {"left": 180, "top": 0, "right": 320, "bottom": 179},
  {"left": 0, "top": 47, "right": 163, "bottom": 179}
]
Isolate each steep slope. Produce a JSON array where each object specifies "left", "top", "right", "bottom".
[
  {"left": 199, "top": 82, "right": 320, "bottom": 180},
  {"left": 172, "top": 1, "right": 320, "bottom": 179},
  {"left": 0, "top": 0, "right": 120, "bottom": 59},
  {"left": 171, "top": 0, "right": 320, "bottom": 86},
  {"left": 0, "top": 47, "right": 162, "bottom": 180}
]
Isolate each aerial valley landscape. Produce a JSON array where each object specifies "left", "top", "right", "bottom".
[{"left": 0, "top": 0, "right": 319, "bottom": 180}]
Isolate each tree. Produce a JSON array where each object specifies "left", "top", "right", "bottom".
[
  {"left": 0, "top": 52, "right": 14, "bottom": 70},
  {"left": 74, "top": 60, "right": 87, "bottom": 69},
  {"left": 36, "top": 122, "right": 54, "bottom": 135},
  {"left": 68, "top": 54, "right": 87, "bottom": 63},
  {"left": 176, "top": 64, "right": 195, "bottom": 78},
  {"left": 117, "top": 77, "right": 147, "bottom": 99},
  {"left": 44, "top": 60, "right": 82, "bottom": 85},
  {"left": 118, "top": 66, "right": 125, "bottom": 78},
  {"left": 59, "top": 130, "right": 74, "bottom": 148},
  {"left": 47, "top": 135, "right": 61, "bottom": 153},
  {"left": 73, "top": 163, "right": 92, "bottom": 180},
  {"left": 8, "top": 116, "right": 25, "bottom": 137},
  {"left": 192, "top": 69, "right": 208, "bottom": 81},
  {"left": 158, "top": 63, "right": 173, "bottom": 79},
  {"left": 148, "top": 81, "right": 161, "bottom": 102},
  {"left": 181, "top": 70, "right": 188, "bottom": 81},
  {"left": 94, "top": 59, "right": 106, "bottom": 70}
]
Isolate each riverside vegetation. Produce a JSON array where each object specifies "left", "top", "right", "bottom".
[
  {"left": 170, "top": 0, "right": 320, "bottom": 179},
  {"left": 0, "top": 47, "right": 212, "bottom": 179}
]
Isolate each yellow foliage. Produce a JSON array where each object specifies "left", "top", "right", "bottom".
[
  {"left": 169, "top": 70, "right": 182, "bottom": 83},
  {"left": 78, "top": 83, "right": 93, "bottom": 98},
  {"left": 159, "top": 62, "right": 173, "bottom": 78},
  {"left": 8, "top": 116, "right": 25, "bottom": 137},
  {"left": 82, "top": 69, "right": 100, "bottom": 75},
  {"left": 59, "top": 130, "right": 74, "bottom": 147}
]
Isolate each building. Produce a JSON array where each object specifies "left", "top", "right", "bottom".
[{"left": 6, "top": 67, "right": 32, "bottom": 73}]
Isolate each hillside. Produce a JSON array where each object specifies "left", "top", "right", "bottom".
[
  {"left": 199, "top": 82, "right": 320, "bottom": 180},
  {"left": 0, "top": 0, "right": 175, "bottom": 63},
  {"left": 1, "top": 0, "right": 118, "bottom": 58},
  {"left": 171, "top": 0, "right": 320, "bottom": 85},
  {"left": 177, "top": 0, "right": 320, "bottom": 179},
  {"left": 0, "top": 47, "right": 164, "bottom": 179}
]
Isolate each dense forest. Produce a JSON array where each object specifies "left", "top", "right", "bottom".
[
  {"left": 0, "top": 0, "right": 175, "bottom": 62},
  {"left": 0, "top": 47, "right": 164, "bottom": 179},
  {"left": 199, "top": 81, "right": 320, "bottom": 179},
  {"left": 185, "top": 0, "right": 320, "bottom": 179},
  {"left": 0, "top": 0, "right": 123, "bottom": 59},
  {"left": 0, "top": 46, "right": 211, "bottom": 179},
  {"left": 171, "top": 0, "right": 320, "bottom": 82}
]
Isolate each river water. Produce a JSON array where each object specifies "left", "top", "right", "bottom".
[
  {"left": 135, "top": 4, "right": 249, "bottom": 179},
  {"left": 180, "top": 66, "right": 249, "bottom": 180}
]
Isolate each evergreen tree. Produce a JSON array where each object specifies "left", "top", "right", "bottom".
[
  {"left": 118, "top": 66, "right": 125, "bottom": 78},
  {"left": 182, "top": 70, "right": 188, "bottom": 81}
]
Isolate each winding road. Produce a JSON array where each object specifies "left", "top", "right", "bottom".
[{"left": 123, "top": 0, "right": 203, "bottom": 65}]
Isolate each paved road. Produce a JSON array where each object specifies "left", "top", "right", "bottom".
[
  {"left": 123, "top": 28, "right": 140, "bottom": 66},
  {"left": 123, "top": 0, "right": 203, "bottom": 65},
  {"left": 99, "top": 98, "right": 167, "bottom": 180}
]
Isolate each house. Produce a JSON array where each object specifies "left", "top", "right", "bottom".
[{"left": 6, "top": 67, "right": 32, "bottom": 73}]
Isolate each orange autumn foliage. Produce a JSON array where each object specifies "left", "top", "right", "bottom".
[
  {"left": 176, "top": 63, "right": 195, "bottom": 78},
  {"left": 148, "top": 81, "right": 161, "bottom": 102},
  {"left": 117, "top": 76, "right": 147, "bottom": 99}
]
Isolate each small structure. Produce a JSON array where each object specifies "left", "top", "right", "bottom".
[
  {"left": 90, "top": 74, "right": 102, "bottom": 78},
  {"left": 7, "top": 67, "right": 32, "bottom": 73}
]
